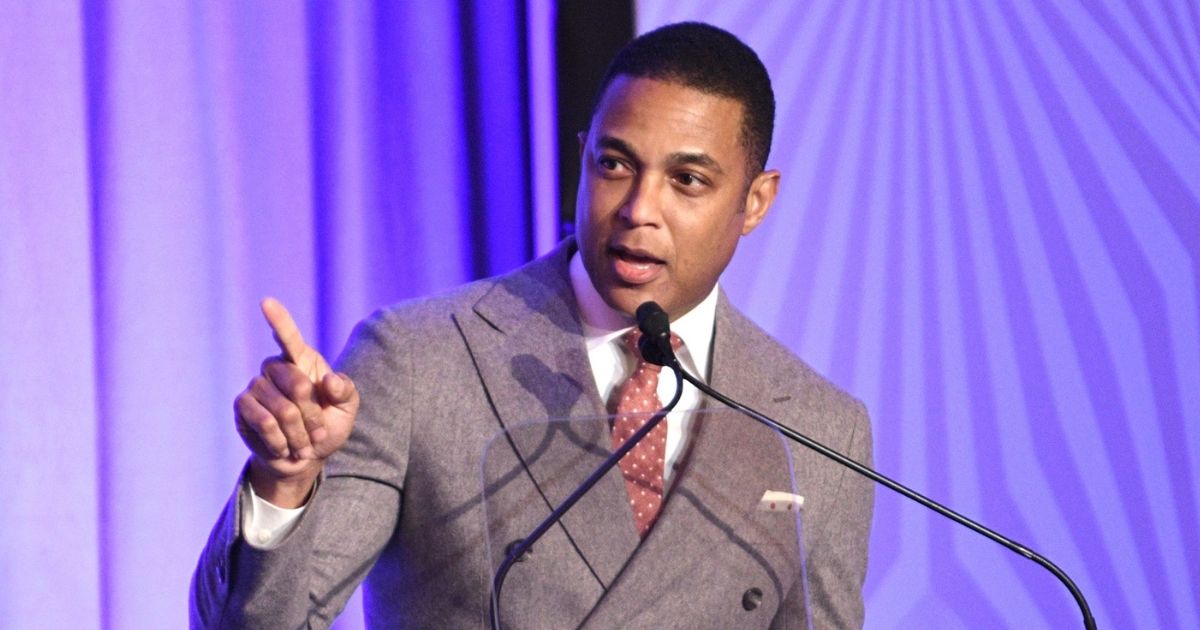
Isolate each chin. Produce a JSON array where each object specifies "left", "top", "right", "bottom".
[
  {"left": 603, "top": 294, "right": 639, "bottom": 318},
  {"left": 606, "top": 286, "right": 663, "bottom": 318}
]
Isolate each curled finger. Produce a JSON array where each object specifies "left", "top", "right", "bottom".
[
  {"left": 263, "top": 360, "right": 324, "bottom": 436},
  {"left": 250, "top": 374, "right": 314, "bottom": 459},
  {"left": 236, "top": 390, "right": 290, "bottom": 459}
]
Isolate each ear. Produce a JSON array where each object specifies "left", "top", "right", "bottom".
[{"left": 741, "top": 169, "right": 780, "bottom": 235}]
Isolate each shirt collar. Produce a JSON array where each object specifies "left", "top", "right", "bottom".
[{"left": 569, "top": 250, "right": 717, "bottom": 380}]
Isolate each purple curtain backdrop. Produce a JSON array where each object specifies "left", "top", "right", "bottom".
[
  {"left": 0, "top": 2, "right": 554, "bottom": 628},
  {"left": 639, "top": 2, "right": 1200, "bottom": 628},
  {"left": 4, "top": 1, "right": 1199, "bottom": 629}
]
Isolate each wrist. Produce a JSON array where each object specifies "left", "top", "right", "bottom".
[{"left": 247, "top": 457, "right": 321, "bottom": 508}]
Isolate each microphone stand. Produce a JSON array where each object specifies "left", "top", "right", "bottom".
[
  {"left": 487, "top": 369, "right": 684, "bottom": 630},
  {"left": 667, "top": 357, "right": 1097, "bottom": 630},
  {"left": 634, "top": 299, "right": 1093, "bottom": 628}
]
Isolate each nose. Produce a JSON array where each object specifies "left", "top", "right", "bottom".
[{"left": 618, "top": 174, "right": 664, "bottom": 227}]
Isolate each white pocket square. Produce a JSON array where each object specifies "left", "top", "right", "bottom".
[{"left": 757, "top": 490, "right": 804, "bottom": 512}]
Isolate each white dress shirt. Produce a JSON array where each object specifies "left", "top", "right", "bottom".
[
  {"left": 243, "top": 251, "right": 718, "bottom": 549},
  {"left": 567, "top": 251, "right": 716, "bottom": 481}
]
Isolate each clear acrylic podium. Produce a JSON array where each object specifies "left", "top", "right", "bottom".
[{"left": 479, "top": 408, "right": 813, "bottom": 629}]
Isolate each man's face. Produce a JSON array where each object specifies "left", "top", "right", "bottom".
[{"left": 575, "top": 76, "right": 780, "bottom": 320}]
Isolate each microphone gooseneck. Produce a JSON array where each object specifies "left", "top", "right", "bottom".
[
  {"left": 632, "top": 300, "right": 1096, "bottom": 629},
  {"left": 488, "top": 304, "right": 685, "bottom": 630}
]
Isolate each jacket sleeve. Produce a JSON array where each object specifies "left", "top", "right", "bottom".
[
  {"left": 190, "top": 471, "right": 401, "bottom": 628},
  {"left": 189, "top": 311, "right": 411, "bottom": 629}
]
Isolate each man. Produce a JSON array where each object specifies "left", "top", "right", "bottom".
[{"left": 192, "top": 22, "right": 873, "bottom": 628}]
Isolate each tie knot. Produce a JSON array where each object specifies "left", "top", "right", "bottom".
[{"left": 623, "top": 329, "right": 683, "bottom": 370}]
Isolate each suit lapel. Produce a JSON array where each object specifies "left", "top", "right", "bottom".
[{"left": 454, "top": 242, "right": 641, "bottom": 590}]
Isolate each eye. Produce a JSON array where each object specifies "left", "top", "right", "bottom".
[
  {"left": 596, "top": 155, "right": 631, "bottom": 178},
  {"left": 673, "top": 171, "right": 709, "bottom": 190}
]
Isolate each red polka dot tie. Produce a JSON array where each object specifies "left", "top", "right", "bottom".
[{"left": 611, "top": 329, "right": 682, "bottom": 537}]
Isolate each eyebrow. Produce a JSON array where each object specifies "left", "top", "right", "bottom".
[
  {"left": 668, "top": 151, "right": 723, "bottom": 174},
  {"left": 597, "top": 135, "right": 638, "bottom": 158},
  {"left": 596, "top": 135, "right": 724, "bottom": 174}
]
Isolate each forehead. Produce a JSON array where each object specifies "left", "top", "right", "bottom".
[{"left": 590, "top": 76, "right": 748, "bottom": 168}]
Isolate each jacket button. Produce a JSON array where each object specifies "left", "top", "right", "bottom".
[
  {"left": 505, "top": 539, "right": 532, "bottom": 563},
  {"left": 742, "top": 587, "right": 763, "bottom": 611}
]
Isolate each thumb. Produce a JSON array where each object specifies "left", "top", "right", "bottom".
[{"left": 320, "top": 372, "right": 358, "bottom": 408}]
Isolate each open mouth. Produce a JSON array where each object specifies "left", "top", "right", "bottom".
[{"left": 609, "top": 245, "right": 665, "bottom": 284}]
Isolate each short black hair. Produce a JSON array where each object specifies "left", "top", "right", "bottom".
[{"left": 592, "top": 22, "right": 775, "bottom": 174}]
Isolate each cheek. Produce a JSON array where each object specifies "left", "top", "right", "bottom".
[
  {"left": 673, "top": 216, "right": 740, "bottom": 276},
  {"left": 575, "top": 178, "right": 604, "bottom": 226},
  {"left": 673, "top": 205, "right": 743, "bottom": 251},
  {"left": 591, "top": 178, "right": 628, "bottom": 206},
  {"left": 582, "top": 183, "right": 631, "bottom": 232},
  {"left": 575, "top": 170, "right": 598, "bottom": 208}
]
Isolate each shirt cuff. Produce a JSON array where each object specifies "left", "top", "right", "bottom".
[{"left": 240, "top": 476, "right": 309, "bottom": 550}]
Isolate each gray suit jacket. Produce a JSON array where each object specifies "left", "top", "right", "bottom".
[{"left": 191, "top": 240, "right": 873, "bottom": 628}]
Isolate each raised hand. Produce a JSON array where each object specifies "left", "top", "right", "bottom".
[{"left": 234, "top": 298, "right": 360, "bottom": 507}]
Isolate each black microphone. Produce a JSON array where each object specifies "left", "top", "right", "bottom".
[
  {"left": 630, "top": 300, "right": 1096, "bottom": 629},
  {"left": 635, "top": 301, "right": 676, "bottom": 367},
  {"left": 488, "top": 306, "right": 686, "bottom": 630}
]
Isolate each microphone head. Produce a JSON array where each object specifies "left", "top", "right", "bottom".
[
  {"left": 635, "top": 301, "right": 675, "bottom": 366},
  {"left": 635, "top": 301, "right": 670, "bottom": 335}
]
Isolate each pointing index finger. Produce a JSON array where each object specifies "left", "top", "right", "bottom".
[{"left": 261, "top": 297, "right": 308, "bottom": 363}]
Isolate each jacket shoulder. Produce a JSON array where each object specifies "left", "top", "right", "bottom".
[
  {"left": 350, "top": 240, "right": 574, "bottom": 341},
  {"left": 718, "top": 302, "right": 864, "bottom": 416}
]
